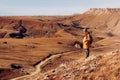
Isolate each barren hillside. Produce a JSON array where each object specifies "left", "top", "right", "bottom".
[
  {"left": 0, "top": 8, "right": 120, "bottom": 38},
  {"left": 38, "top": 49, "right": 120, "bottom": 80}
]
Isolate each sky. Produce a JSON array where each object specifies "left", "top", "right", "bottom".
[{"left": 0, "top": 0, "right": 120, "bottom": 16}]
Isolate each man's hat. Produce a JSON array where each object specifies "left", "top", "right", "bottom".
[{"left": 83, "top": 28, "right": 88, "bottom": 32}]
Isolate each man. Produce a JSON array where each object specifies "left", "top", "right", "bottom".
[{"left": 83, "top": 28, "right": 92, "bottom": 58}]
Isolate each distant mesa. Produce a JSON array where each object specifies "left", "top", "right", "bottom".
[
  {"left": 90, "top": 8, "right": 120, "bottom": 11},
  {"left": 85, "top": 8, "right": 120, "bottom": 15}
]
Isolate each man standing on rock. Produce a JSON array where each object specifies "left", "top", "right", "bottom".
[{"left": 83, "top": 28, "right": 92, "bottom": 58}]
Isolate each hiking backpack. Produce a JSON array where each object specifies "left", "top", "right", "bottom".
[{"left": 89, "top": 33, "right": 93, "bottom": 45}]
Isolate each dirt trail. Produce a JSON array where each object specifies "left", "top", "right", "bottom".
[{"left": 11, "top": 50, "right": 80, "bottom": 80}]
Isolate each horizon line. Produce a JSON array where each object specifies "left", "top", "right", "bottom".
[{"left": 0, "top": 8, "right": 120, "bottom": 16}]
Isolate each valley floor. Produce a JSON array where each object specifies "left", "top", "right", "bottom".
[{"left": 0, "top": 37, "right": 120, "bottom": 80}]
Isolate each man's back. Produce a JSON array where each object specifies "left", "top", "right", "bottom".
[{"left": 83, "top": 34, "right": 90, "bottom": 49}]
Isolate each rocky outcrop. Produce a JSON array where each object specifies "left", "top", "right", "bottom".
[
  {"left": 85, "top": 8, "right": 120, "bottom": 15},
  {"left": 9, "top": 20, "right": 27, "bottom": 38}
]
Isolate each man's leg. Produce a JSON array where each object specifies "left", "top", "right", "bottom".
[{"left": 85, "top": 49, "right": 89, "bottom": 58}]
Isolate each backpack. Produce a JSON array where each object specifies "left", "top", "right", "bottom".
[{"left": 89, "top": 33, "right": 93, "bottom": 45}]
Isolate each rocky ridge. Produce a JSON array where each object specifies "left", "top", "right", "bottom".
[{"left": 85, "top": 8, "right": 120, "bottom": 15}]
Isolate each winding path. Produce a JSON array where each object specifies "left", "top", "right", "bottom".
[{"left": 11, "top": 50, "right": 80, "bottom": 80}]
